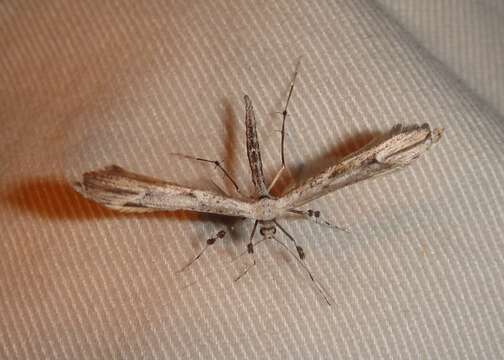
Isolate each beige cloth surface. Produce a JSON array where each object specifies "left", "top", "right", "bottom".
[{"left": 1, "top": 1, "right": 503, "bottom": 358}]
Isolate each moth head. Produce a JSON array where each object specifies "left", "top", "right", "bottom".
[{"left": 259, "top": 221, "right": 277, "bottom": 239}]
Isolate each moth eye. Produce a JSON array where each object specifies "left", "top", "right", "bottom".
[
  {"left": 207, "top": 237, "right": 216, "bottom": 245},
  {"left": 217, "top": 230, "right": 226, "bottom": 238},
  {"left": 260, "top": 226, "right": 275, "bottom": 236},
  {"left": 314, "top": 211, "right": 320, "bottom": 218}
]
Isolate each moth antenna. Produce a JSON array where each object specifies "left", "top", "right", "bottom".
[{"left": 288, "top": 209, "right": 350, "bottom": 233}]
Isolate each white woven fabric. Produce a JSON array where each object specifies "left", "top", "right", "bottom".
[{"left": 1, "top": 1, "right": 503, "bottom": 358}]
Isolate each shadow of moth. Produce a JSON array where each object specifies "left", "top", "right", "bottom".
[{"left": 72, "top": 69, "right": 443, "bottom": 304}]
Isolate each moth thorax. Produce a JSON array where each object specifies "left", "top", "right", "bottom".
[{"left": 254, "top": 197, "right": 279, "bottom": 221}]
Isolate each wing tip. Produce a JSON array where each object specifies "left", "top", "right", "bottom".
[
  {"left": 71, "top": 180, "right": 88, "bottom": 198},
  {"left": 69, "top": 166, "right": 159, "bottom": 213}
]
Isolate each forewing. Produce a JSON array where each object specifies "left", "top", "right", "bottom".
[
  {"left": 278, "top": 124, "right": 443, "bottom": 209},
  {"left": 72, "top": 165, "right": 254, "bottom": 217},
  {"left": 244, "top": 95, "right": 269, "bottom": 197}
]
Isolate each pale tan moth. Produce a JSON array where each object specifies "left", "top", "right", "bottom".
[{"left": 72, "top": 66, "right": 443, "bottom": 304}]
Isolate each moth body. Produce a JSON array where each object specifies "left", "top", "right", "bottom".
[
  {"left": 251, "top": 197, "right": 283, "bottom": 221},
  {"left": 71, "top": 79, "right": 443, "bottom": 306}
]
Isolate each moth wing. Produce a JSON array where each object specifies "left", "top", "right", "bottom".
[
  {"left": 278, "top": 124, "right": 443, "bottom": 209},
  {"left": 72, "top": 165, "right": 254, "bottom": 217}
]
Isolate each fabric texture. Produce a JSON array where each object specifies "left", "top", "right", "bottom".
[{"left": 1, "top": 1, "right": 503, "bottom": 358}]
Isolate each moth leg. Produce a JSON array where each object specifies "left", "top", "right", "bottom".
[
  {"left": 269, "top": 233, "right": 332, "bottom": 305},
  {"left": 273, "top": 220, "right": 306, "bottom": 260},
  {"left": 268, "top": 59, "right": 301, "bottom": 193},
  {"left": 180, "top": 218, "right": 258, "bottom": 289},
  {"left": 168, "top": 153, "right": 242, "bottom": 196},
  {"left": 288, "top": 209, "right": 350, "bottom": 233},
  {"left": 234, "top": 220, "right": 258, "bottom": 281},
  {"left": 268, "top": 165, "right": 285, "bottom": 194},
  {"left": 209, "top": 179, "right": 230, "bottom": 197},
  {"left": 177, "top": 230, "right": 226, "bottom": 273},
  {"left": 230, "top": 236, "right": 268, "bottom": 263}
]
